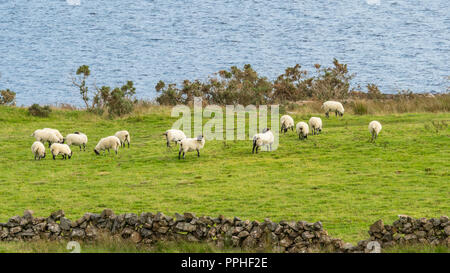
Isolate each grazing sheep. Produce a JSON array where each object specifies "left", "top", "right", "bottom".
[
  {"left": 163, "top": 129, "right": 187, "bottom": 147},
  {"left": 296, "top": 122, "right": 309, "bottom": 140},
  {"left": 308, "top": 117, "right": 323, "bottom": 135},
  {"left": 252, "top": 128, "right": 274, "bottom": 154},
  {"left": 66, "top": 132, "right": 88, "bottom": 151},
  {"left": 50, "top": 143, "right": 72, "bottom": 160},
  {"left": 43, "top": 128, "right": 64, "bottom": 143},
  {"left": 114, "top": 130, "right": 130, "bottom": 148},
  {"left": 280, "top": 115, "right": 295, "bottom": 134},
  {"left": 322, "top": 101, "right": 345, "bottom": 118},
  {"left": 31, "top": 141, "right": 46, "bottom": 160},
  {"left": 178, "top": 135, "right": 205, "bottom": 159},
  {"left": 368, "top": 121, "right": 382, "bottom": 142},
  {"left": 94, "top": 136, "right": 121, "bottom": 155},
  {"left": 32, "top": 129, "right": 62, "bottom": 148}
]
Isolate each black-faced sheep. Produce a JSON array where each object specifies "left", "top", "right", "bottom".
[
  {"left": 178, "top": 135, "right": 205, "bottom": 159},
  {"left": 252, "top": 128, "right": 274, "bottom": 154},
  {"left": 115, "top": 130, "right": 130, "bottom": 148},
  {"left": 94, "top": 136, "right": 121, "bottom": 155},
  {"left": 322, "top": 101, "right": 344, "bottom": 118},
  {"left": 31, "top": 141, "right": 46, "bottom": 160}
]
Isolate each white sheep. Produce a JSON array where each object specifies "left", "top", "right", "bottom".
[
  {"left": 43, "top": 128, "right": 64, "bottom": 143},
  {"left": 31, "top": 141, "right": 46, "bottom": 160},
  {"left": 66, "top": 132, "right": 88, "bottom": 151},
  {"left": 94, "top": 136, "right": 121, "bottom": 155},
  {"left": 280, "top": 115, "right": 295, "bottom": 134},
  {"left": 114, "top": 130, "right": 130, "bottom": 148},
  {"left": 252, "top": 128, "right": 274, "bottom": 154},
  {"left": 322, "top": 101, "right": 345, "bottom": 118},
  {"left": 308, "top": 117, "right": 323, "bottom": 135},
  {"left": 50, "top": 143, "right": 72, "bottom": 160},
  {"left": 31, "top": 129, "right": 62, "bottom": 148},
  {"left": 163, "top": 129, "right": 187, "bottom": 147},
  {"left": 178, "top": 135, "right": 206, "bottom": 159},
  {"left": 368, "top": 121, "right": 382, "bottom": 142},
  {"left": 296, "top": 122, "right": 309, "bottom": 140}
]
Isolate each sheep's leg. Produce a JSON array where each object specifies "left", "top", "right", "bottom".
[
  {"left": 83, "top": 143, "right": 86, "bottom": 151},
  {"left": 79, "top": 145, "right": 82, "bottom": 151},
  {"left": 178, "top": 150, "right": 181, "bottom": 159},
  {"left": 115, "top": 149, "right": 118, "bottom": 155},
  {"left": 256, "top": 146, "right": 259, "bottom": 154},
  {"left": 52, "top": 154, "right": 56, "bottom": 160},
  {"left": 107, "top": 148, "right": 110, "bottom": 153},
  {"left": 270, "top": 144, "right": 272, "bottom": 151},
  {"left": 167, "top": 141, "right": 171, "bottom": 148},
  {"left": 127, "top": 141, "right": 130, "bottom": 148},
  {"left": 48, "top": 141, "right": 51, "bottom": 148},
  {"left": 197, "top": 149, "right": 200, "bottom": 157},
  {"left": 182, "top": 152, "right": 185, "bottom": 159}
]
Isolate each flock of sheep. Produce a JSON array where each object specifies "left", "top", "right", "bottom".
[
  {"left": 30, "top": 129, "right": 130, "bottom": 160},
  {"left": 29, "top": 100, "right": 382, "bottom": 160},
  {"left": 251, "top": 100, "right": 382, "bottom": 154}
]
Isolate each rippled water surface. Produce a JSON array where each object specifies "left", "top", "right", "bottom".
[{"left": 0, "top": 0, "right": 449, "bottom": 105}]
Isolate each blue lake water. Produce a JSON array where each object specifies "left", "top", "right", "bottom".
[{"left": 0, "top": 0, "right": 449, "bottom": 106}]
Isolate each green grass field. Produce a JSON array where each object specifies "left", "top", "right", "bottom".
[{"left": 0, "top": 106, "right": 449, "bottom": 244}]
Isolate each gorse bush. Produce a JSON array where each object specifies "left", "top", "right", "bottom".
[
  {"left": 155, "top": 59, "right": 357, "bottom": 106},
  {"left": 72, "top": 65, "right": 137, "bottom": 117},
  {"left": 156, "top": 64, "right": 272, "bottom": 106},
  {"left": 0, "top": 89, "right": 16, "bottom": 105},
  {"left": 28, "top": 104, "right": 52, "bottom": 117}
]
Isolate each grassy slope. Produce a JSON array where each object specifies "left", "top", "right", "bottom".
[{"left": 0, "top": 106, "right": 449, "bottom": 243}]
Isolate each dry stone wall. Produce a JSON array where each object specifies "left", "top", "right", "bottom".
[{"left": 0, "top": 210, "right": 448, "bottom": 252}]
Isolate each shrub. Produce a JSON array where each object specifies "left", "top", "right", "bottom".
[
  {"left": 0, "top": 89, "right": 16, "bottom": 105},
  {"left": 106, "top": 81, "right": 136, "bottom": 116},
  {"left": 71, "top": 65, "right": 137, "bottom": 117},
  {"left": 155, "top": 60, "right": 356, "bottom": 106},
  {"left": 367, "top": 84, "right": 382, "bottom": 99},
  {"left": 28, "top": 104, "right": 52, "bottom": 117}
]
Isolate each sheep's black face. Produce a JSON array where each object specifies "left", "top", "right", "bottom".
[
  {"left": 61, "top": 138, "right": 65, "bottom": 144},
  {"left": 68, "top": 151, "right": 73, "bottom": 159},
  {"left": 42, "top": 153, "right": 46, "bottom": 159},
  {"left": 94, "top": 149, "right": 100, "bottom": 155},
  {"left": 340, "top": 112, "right": 344, "bottom": 117}
]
